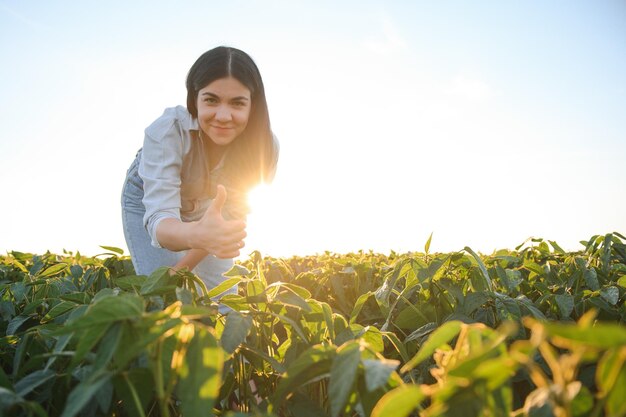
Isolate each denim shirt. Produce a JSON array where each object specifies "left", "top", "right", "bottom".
[{"left": 136, "top": 105, "right": 278, "bottom": 248}]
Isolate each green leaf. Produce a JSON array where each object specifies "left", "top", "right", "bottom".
[
  {"left": 22, "top": 299, "right": 44, "bottom": 316},
  {"left": 206, "top": 277, "right": 242, "bottom": 298},
  {"left": 223, "top": 264, "right": 251, "bottom": 277},
  {"left": 587, "top": 296, "right": 612, "bottom": 313},
  {"left": 42, "top": 300, "right": 78, "bottom": 323},
  {"left": 375, "top": 259, "right": 411, "bottom": 308},
  {"left": 596, "top": 348, "right": 625, "bottom": 396},
  {"left": 424, "top": 232, "right": 433, "bottom": 254},
  {"left": 60, "top": 293, "right": 144, "bottom": 333},
  {"left": 554, "top": 294, "right": 574, "bottom": 318},
  {"left": 113, "top": 317, "right": 180, "bottom": 369},
  {"left": 478, "top": 357, "right": 519, "bottom": 389},
  {"left": 61, "top": 372, "right": 112, "bottom": 417},
  {"left": 96, "top": 378, "right": 114, "bottom": 414},
  {"left": 267, "top": 282, "right": 312, "bottom": 299},
  {"left": 92, "top": 288, "right": 119, "bottom": 302},
  {"left": 10, "top": 282, "right": 28, "bottom": 302},
  {"left": 7, "top": 315, "right": 30, "bottom": 335},
  {"left": 393, "top": 304, "right": 429, "bottom": 330},
  {"left": 0, "top": 301, "right": 15, "bottom": 321},
  {"left": 617, "top": 275, "right": 626, "bottom": 288},
  {"left": 175, "top": 287, "right": 193, "bottom": 305},
  {"left": 284, "top": 393, "right": 328, "bottom": 417},
  {"left": 404, "top": 322, "right": 437, "bottom": 343},
  {"left": 548, "top": 240, "right": 566, "bottom": 254},
  {"left": 371, "top": 385, "right": 424, "bottom": 417},
  {"left": 363, "top": 358, "right": 399, "bottom": 392},
  {"left": 523, "top": 260, "right": 545, "bottom": 277},
  {"left": 112, "top": 368, "right": 153, "bottom": 417},
  {"left": 401, "top": 321, "right": 463, "bottom": 373},
  {"left": 495, "top": 294, "right": 521, "bottom": 322},
  {"left": 70, "top": 322, "right": 110, "bottom": 368},
  {"left": 12, "top": 331, "right": 32, "bottom": 377},
  {"left": 93, "top": 323, "right": 123, "bottom": 372},
  {"left": 176, "top": 326, "right": 223, "bottom": 417},
  {"left": 321, "top": 301, "right": 335, "bottom": 341},
  {"left": 70, "top": 265, "right": 83, "bottom": 279},
  {"left": 606, "top": 363, "right": 626, "bottom": 417},
  {"left": 516, "top": 296, "right": 547, "bottom": 320},
  {"left": 99, "top": 245, "right": 124, "bottom": 255},
  {"left": 381, "top": 332, "right": 410, "bottom": 363},
  {"left": 15, "top": 369, "right": 55, "bottom": 397},
  {"left": 271, "top": 344, "right": 335, "bottom": 409},
  {"left": 488, "top": 384, "right": 514, "bottom": 417},
  {"left": 329, "top": 342, "right": 361, "bottom": 417},
  {"left": 180, "top": 304, "right": 215, "bottom": 318},
  {"left": 0, "top": 387, "right": 23, "bottom": 412},
  {"left": 38, "top": 263, "right": 68, "bottom": 278},
  {"left": 221, "top": 311, "right": 253, "bottom": 354},
  {"left": 45, "top": 333, "right": 73, "bottom": 371},
  {"left": 463, "top": 291, "right": 491, "bottom": 316},
  {"left": 60, "top": 292, "right": 91, "bottom": 304},
  {"left": 140, "top": 267, "right": 175, "bottom": 296},
  {"left": 505, "top": 269, "right": 523, "bottom": 289},
  {"left": 239, "top": 345, "right": 286, "bottom": 374},
  {"left": 600, "top": 286, "right": 619, "bottom": 305},
  {"left": 570, "top": 385, "right": 593, "bottom": 417},
  {"left": 271, "top": 311, "right": 310, "bottom": 343},
  {"left": 543, "top": 322, "right": 626, "bottom": 348},
  {"left": 360, "top": 326, "right": 384, "bottom": 353},
  {"left": 495, "top": 265, "right": 523, "bottom": 293},
  {"left": 114, "top": 275, "right": 147, "bottom": 291},
  {"left": 464, "top": 247, "right": 493, "bottom": 292},
  {"left": 495, "top": 265, "right": 511, "bottom": 291},
  {"left": 583, "top": 268, "right": 600, "bottom": 291},
  {"left": 275, "top": 287, "right": 312, "bottom": 312},
  {"left": 0, "top": 366, "right": 11, "bottom": 390},
  {"left": 8, "top": 256, "right": 28, "bottom": 272}
]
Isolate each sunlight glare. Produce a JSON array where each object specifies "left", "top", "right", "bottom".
[
  {"left": 246, "top": 184, "right": 273, "bottom": 214},
  {"left": 244, "top": 184, "right": 283, "bottom": 257}
]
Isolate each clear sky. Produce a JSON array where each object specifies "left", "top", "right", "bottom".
[{"left": 1, "top": 0, "right": 625, "bottom": 258}]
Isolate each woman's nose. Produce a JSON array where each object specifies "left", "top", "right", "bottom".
[{"left": 215, "top": 106, "right": 232, "bottom": 121}]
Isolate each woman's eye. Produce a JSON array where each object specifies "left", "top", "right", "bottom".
[{"left": 204, "top": 98, "right": 218, "bottom": 104}]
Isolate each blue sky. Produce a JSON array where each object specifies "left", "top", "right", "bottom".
[{"left": 1, "top": 1, "right": 625, "bottom": 256}]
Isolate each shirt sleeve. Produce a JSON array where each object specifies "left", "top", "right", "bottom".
[{"left": 138, "top": 117, "right": 185, "bottom": 248}]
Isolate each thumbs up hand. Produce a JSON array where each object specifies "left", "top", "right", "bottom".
[
  {"left": 207, "top": 183, "right": 228, "bottom": 218},
  {"left": 191, "top": 185, "right": 247, "bottom": 258}
]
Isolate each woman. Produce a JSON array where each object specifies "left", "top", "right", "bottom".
[{"left": 121, "top": 46, "right": 278, "bottom": 300}]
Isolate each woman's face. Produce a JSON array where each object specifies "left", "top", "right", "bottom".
[{"left": 196, "top": 77, "right": 252, "bottom": 146}]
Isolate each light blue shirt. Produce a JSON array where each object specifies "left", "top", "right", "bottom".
[{"left": 137, "top": 105, "right": 278, "bottom": 248}]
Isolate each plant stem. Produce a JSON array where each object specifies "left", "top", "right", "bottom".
[
  {"left": 154, "top": 340, "right": 169, "bottom": 417},
  {"left": 123, "top": 372, "right": 147, "bottom": 417}
]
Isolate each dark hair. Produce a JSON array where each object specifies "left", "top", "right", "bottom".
[{"left": 186, "top": 46, "right": 276, "bottom": 193}]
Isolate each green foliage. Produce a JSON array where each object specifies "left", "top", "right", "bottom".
[{"left": 0, "top": 232, "right": 624, "bottom": 416}]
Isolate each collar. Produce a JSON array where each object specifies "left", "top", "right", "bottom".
[{"left": 176, "top": 105, "right": 200, "bottom": 132}]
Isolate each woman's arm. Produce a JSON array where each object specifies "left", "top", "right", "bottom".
[
  {"left": 171, "top": 248, "right": 210, "bottom": 272},
  {"left": 138, "top": 111, "right": 188, "bottom": 249},
  {"left": 154, "top": 218, "right": 197, "bottom": 251},
  {"left": 156, "top": 185, "right": 247, "bottom": 258}
]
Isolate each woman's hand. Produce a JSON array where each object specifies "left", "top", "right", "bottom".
[{"left": 190, "top": 184, "right": 247, "bottom": 258}]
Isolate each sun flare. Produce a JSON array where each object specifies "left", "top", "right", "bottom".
[
  {"left": 243, "top": 184, "right": 286, "bottom": 257},
  {"left": 246, "top": 184, "right": 273, "bottom": 214}
]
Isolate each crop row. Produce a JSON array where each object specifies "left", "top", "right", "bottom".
[{"left": 0, "top": 233, "right": 625, "bottom": 416}]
